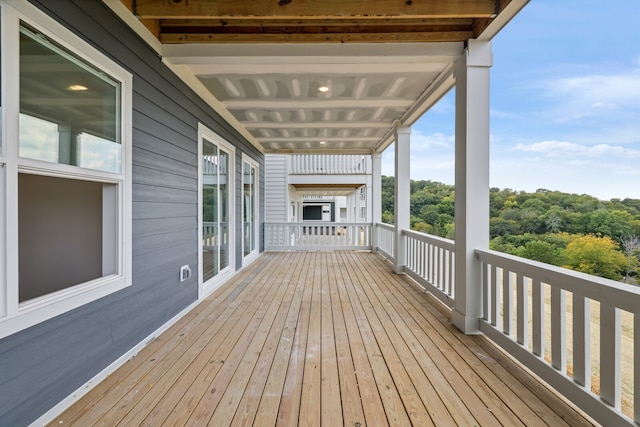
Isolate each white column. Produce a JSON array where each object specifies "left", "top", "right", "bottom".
[
  {"left": 394, "top": 126, "right": 411, "bottom": 274},
  {"left": 371, "top": 153, "right": 382, "bottom": 251},
  {"left": 452, "top": 40, "right": 492, "bottom": 334}
]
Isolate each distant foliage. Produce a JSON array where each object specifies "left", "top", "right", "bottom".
[{"left": 380, "top": 176, "right": 640, "bottom": 282}]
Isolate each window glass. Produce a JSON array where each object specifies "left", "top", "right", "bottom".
[
  {"left": 19, "top": 23, "right": 121, "bottom": 173},
  {"left": 243, "top": 161, "right": 256, "bottom": 257},
  {"left": 202, "top": 140, "right": 218, "bottom": 281},
  {"left": 219, "top": 149, "right": 229, "bottom": 270},
  {"left": 18, "top": 173, "right": 116, "bottom": 302}
]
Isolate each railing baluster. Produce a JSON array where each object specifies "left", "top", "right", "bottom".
[
  {"left": 600, "top": 303, "right": 621, "bottom": 409},
  {"left": 532, "top": 278, "right": 543, "bottom": 357},
  {"left": 490, "top": 265, "right": 497, "bottom": 326},
  {"left": 503, "top": 270, "right": 513, "bottom": 336},
  {"left": 435, "top": 246, "right": 441, "bottom": 289},
  {"left": 482, "top": 262, "right": 489, "bottom": 321},
  {"left": 551, "top": 286, "right": 566, "bottom": 371},
  {"left": 449, "top": 251, "right": 454, "bottom": 298},
  {"left": 516, "top": 273, "right": 527, "bottom": 346},
  {"left": 572, "top": 293, "right": 591, "bottom": 389}
]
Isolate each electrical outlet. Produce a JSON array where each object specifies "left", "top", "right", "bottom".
[{"left": 180, "top": 265, "right": 191, "bottom": 282}]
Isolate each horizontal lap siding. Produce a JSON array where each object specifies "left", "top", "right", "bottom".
[
  {"left": 265, "top": 155, "right": 288, "bottom": 222},
  {"left": 0, "top": 1, "right": 264, "bottom": 426}
]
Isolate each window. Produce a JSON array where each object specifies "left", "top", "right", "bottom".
[
  {"left": 242, "top": 155, "right": 259, "bottom": 261},
  {"left": 199, "top": 124, "right": 234, "bottom": 297},
  {"left": 0, "top": 2, "right": 132, "bottom": 338}
]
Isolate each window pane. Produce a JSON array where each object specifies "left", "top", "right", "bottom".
[
  {"left": 243, "top": 162, "right": 256, "bottom": 257},
  {"left": 202, "top": 141, "right": 218, "bottom": 282},
  {"left": 19, "top": 23, "right": 121, "bottom": 173},
  {"left": 219, "top": 149, "right": 229, "bottom": 270},
  {"left": 18, "top": 173, "right": 116, "bottom": 302}
]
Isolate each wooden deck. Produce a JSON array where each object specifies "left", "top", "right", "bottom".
[{"left": 50, "top": 251, "right": 595, "bottom": 426}]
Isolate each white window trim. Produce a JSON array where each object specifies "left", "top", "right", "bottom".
[
  {"left": 197, "top": 123, "right": 235, "bottom": 299},
  {"left": 0, "top": 0, "right": 133, "bottom": 339},
  {"left": 242, "top": 153, "right": 260, "bottom": 265}
]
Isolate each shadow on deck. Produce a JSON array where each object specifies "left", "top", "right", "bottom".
[{"left": 50, "top": 251, "right": 595, "bottom": 426}]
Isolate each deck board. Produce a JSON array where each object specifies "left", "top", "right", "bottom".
[{"left": 50, "top": 251, "right": 595, "bottom": 426}]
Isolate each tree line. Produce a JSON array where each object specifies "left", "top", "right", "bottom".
[{"left": 381, "top": 176, "right": 640, "bottom": 282}]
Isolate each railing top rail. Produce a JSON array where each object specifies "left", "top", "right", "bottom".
[
  {"left": 265, "top": 222, "right": 372, "bottom": 226},
  {"left": 375, "top": 222, "right": 395, "bottom": 231},
  {"left": 402, "top": 228, "right": 455, "bottom": 250},
  {"left": 476, "top": 248, "right": 640, "bottom": 313}
]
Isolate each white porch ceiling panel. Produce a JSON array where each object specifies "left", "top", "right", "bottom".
[
  {"left": 114, "top": 0, "right": 529, "bottom": 154},
  {"left": 163, "top": 42, "right": 462, "bottom": 154}
]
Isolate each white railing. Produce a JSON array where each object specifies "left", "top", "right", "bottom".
[
  {"left": 476, "top": 249, "right": 639, "bottom": 426},
  {"left": 264, "top": 219, "right": 639, "bottom": 424},
  {"left": 403, "top": 229, "right": 455, "bottom": 308},
  {"left": 375, "top": 222, "right": 395, "bottom": 260},
  {"left": 289, "top": 154, "right": 369, "bottom": 175},
  {"left": 265, "top": 222, "right": 371, "bottom": 250}
]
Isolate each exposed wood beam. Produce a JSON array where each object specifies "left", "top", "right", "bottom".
[
  {"left": 160, "top": 31, "right": 473, "bottom": 44},
  {"left": 160, "top": 18, "right": 474, "bottom": 28},
  {"left": 141, "top": 19, "right": 161, "bottom": 38},
  {"left": 134, "top": 0, "right": 498, "bottom": 20}
]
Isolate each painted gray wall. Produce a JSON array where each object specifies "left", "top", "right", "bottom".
[{"left": 0, "top": 1, "right": 264, "bottom": 425}]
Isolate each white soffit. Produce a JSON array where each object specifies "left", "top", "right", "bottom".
[{"left": 163, "top": 42, "right": 463, "bottom": 154}]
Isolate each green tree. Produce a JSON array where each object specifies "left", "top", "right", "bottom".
[
  {"left": 620, "top": 234, "right": 640, "bottom": 283},
  {"left": 515, "top": 240, "right": 565, "bottom": 266},
  {"left": 564, "top": 235, "right": 626, "bottom": 280}
]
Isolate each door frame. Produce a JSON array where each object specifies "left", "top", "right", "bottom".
[
  {"left": 197, "top": 123, "right": 235, "bottom": 299},
  {"left": 241, "top": 153, "right": 260, "bottom": 265}
]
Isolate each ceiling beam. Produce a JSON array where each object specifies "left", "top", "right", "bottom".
[
  {"left": 258, "top": 137, "right": 380, "bottom": 143},
  {"left": 160, "top": 31, "right": 473, "bottom": 44},
  {"left": 222, "top": 99, "right": 413, "bottom": 109},
  {"left": 134, "top": 0, "right": 498, "bottom": 20},
  {"left": 189, "top": 62, "right": 445, "bottom": 75},
  {"left": 162, "top": 41, "right": 463, "bottom": 64},
  {"left": 242, "top": 122, "right": 389, "bottom": 129},
  {"left": 160, "top": 18, "right": 474, "bottom": 27}
]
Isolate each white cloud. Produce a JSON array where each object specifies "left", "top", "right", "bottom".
[
  {"left": 380, "top": 131, "right": 455, "bottom": 183},
  {"left": 409, "top": 130, "right": 453, "bottom": 152},
  {"left": 515, "top": 140, "right": 640, "bottom": 159},
  {"left": 537, "top": 67, "right": 640, "bottom": 122}
]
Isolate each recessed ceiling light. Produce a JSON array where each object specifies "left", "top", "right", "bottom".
[
  {"left": 68, "top": 84, "right": 88, "bottom": 91},
  {"left": 318, "top": 85, "right": 329, "bottom": 93},
  {"left": 319, "top": 141, "right": 327, "bottom": 145}
]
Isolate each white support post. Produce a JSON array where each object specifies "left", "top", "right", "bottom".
[
  {"left": 371, "top": 153, "right": 382, "bottom": 252},
  {"left": 452, "top": 40, "right": 492, "bottom": 334},
  {"left": 394, "top": 127, "right": 411, "bottom": 274}
]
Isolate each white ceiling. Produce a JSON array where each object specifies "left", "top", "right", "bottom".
[{"left": 163, "top": 42, "right": 463, "bottom": 154}]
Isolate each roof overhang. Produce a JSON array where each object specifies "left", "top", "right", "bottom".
[{"left": 106, "top": 0, "right": 529, "bottom": 154}]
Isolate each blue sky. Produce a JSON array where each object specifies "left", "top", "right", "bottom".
[{"left": 382, "top": 0, "right": 640, "bottom": 200}]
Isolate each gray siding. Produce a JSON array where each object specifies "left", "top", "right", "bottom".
[
  {"left": 0, "top": 1, "right": 264, "bottom": 425},
  {"left": 265, "top": 155, "right": 289, "bottom": 222}
]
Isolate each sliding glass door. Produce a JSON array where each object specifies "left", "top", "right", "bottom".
[
  {"left": 199, "top": 125, "right": 234, "bottom": 296},
  {"left": 242, "top": 156, "right": 259, "bottom": 261}
]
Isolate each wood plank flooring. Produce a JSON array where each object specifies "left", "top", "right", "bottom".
[{"left": 50, "top": 251, "right": 595, "bottom": 426}]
